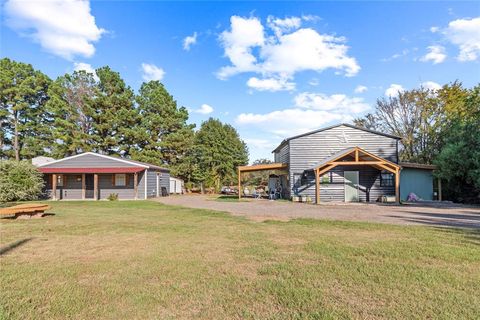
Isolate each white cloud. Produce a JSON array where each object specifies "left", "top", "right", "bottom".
[
  {"left": 4, "top": 0, "right": 105, "bottom": 60},
  {"left": 192, "top": 104, "right": 214, "bottom": 115},
  {"left": 236, "top": 91, "right": 369, "bottom": 137},
  {"left": 218, "top": 15, "right": 360, "bottom": 91},
  {"left": 354, "top": 85, "right": 368, "bottom": 93},
  {"left": 73, "top": 62, "right": 95, "bottom": 74},
  {"left": 385, "top": 84, "right": 405, "bottom": 97},
  {"left": 247, "top": 76, "right": 295, "bottom": 92},
  {"left": 420, "top": 45, "right": 447, "bottom": 64},
  {"left": 183, "top": 32, "right": 197, "bottom": 51},
  {"left": 266, "top": 15, "right": 302, "bottom": 37},
  {"left": 430, "top": 26, "right": 439, "bottom": 33},
  {"left": 243, "top": 138, "right": 273, "bottom": 150},
  {"left": 141, "top": 63, "right": 165, "bottom": 82},
  {"left": 294, "top": 92, "right": 370, "bottom": 113},
  {"left": 443, "top": 17, "right": 480, "bottom": 61},
  {"left": 382, "top": 49, "right": 409, "bottom": 62},
  {"left": 421, "top": 81, "right": 442, "bottom": 91}
]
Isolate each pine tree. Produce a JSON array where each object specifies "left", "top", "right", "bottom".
[
  {"left": 132, "top": 81, "right": 195, "bottom": 170},
  {"left": 45, "top": 70, "right": 97, "bottom": 157},
  {"left": 0, "top": 58, "right": 51, "bottom": 160}
]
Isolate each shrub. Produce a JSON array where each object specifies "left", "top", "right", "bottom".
[
  {"left": 0, "top": 160, "right": 44, "bottom": 202},
  {"left": 107, "top": 193, "right": 119, "bottom": 201}
]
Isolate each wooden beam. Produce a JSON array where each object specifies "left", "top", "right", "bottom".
[
  {"left": 356, "top": 148, "right": 400, "bottom": 170},
  {"left": 52, "top": 174, "right": 57, "bottom": 200},
  {"left": 395, "top": 168, "right": 400, "bottom": 203},
  {"left": 134, "top": 172, "right": 138, "bottom": 200},
  {"left": 81, "top": 174, "right": 86, "bottom": 200},
  {"left": 318, "top": 164, "right": 337, "bottom": 176},
  {"left": 355, "top": 149, "right": 359, "bottom": 162},
  {"left": 375, "top": 163, "right": 398, "bottom": 174},
  {"left": 315, "top": 168, "right": 320, "bottom": 205},
  {"left": 330, "top": 161, "right": 389, "bottom": 166},
  {"left": 238, "top": 168, "right": 241, "bottom": 200},
  {"left": 238, "top": 163, "right": 288, "bottom": 172},
  {"left": 93, "top": 173, "right": 98, "bottom": 200},
  {"left": 438, "top": 179, "right": 442, "bottom": 201}
]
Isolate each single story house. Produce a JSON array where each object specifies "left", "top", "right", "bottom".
[
  {"left": 35, "top": 152, "right": 170, "bottom": 200},
  {"left": 238, "top": 123, "right": 439, "bottom": 204}
]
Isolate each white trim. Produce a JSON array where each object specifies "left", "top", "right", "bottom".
[
  {"left": 38, "top": 152, "right": 149, "bottom": 168},
  {"left": 145, "top": 169, "right": 148, "bottom": 199}
]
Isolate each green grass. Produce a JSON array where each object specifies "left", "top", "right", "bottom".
[{"left": 0, "top": 201, "right": 479, "bottom": 319}]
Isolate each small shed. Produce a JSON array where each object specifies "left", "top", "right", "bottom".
[
  {"left": 400, "top": 162, "right": 438, "bottom": 201},
  {"left": 169, "top": 177, "right": 184, "bottom": 194}
]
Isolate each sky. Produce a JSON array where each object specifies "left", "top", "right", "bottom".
[{"left": 1, "top": 1, "right": 479, "bottom": 162}]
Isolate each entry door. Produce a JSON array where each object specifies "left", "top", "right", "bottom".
[
  {"left": 85, "top": 174, "right": 95, "bottom": 199},
  {"left": 344, "top": 171, "right": 359, "bottom": 202}
]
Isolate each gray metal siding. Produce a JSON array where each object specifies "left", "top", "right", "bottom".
[
  {"left": 98, "top": 174, "right": 135, "bottom": 200},
  {"left": 146, "top": 170, "right": 157, "bottom": 198},
  {"left": 288, "top": 125, "right": 398, "bottom": 201},
  {"left": 274, "top": 143, "right": 290, "bottom": 164},
  {"left": 41, "top": 153, "right": 141, "bottom": 168},
  {"left": 292, "top": 167, "right": 395, "bottom": 203},
  {"left": 160, "top": 171, "right": 170, "bottom": 195},
  {"left": 137, "top": 171, "right": 146, "bottom": 199}
]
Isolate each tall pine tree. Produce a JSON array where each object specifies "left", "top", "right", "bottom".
[
  {"left": 0, "top": 58, "right": 50, "bottom": 160},
  {"left": 132, "top": 81, "right": 195, "bottom": 169}
]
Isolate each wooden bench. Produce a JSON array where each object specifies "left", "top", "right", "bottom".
[{"left": 0, "top": 204, "right": 51, "bottom": 219}]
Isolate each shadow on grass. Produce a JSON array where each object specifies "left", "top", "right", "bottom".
[
  {"left": 0, "top": 238, "right": 34, "bottom": 256},
  {"left": 432, "top": 227, "right": 480, "bottom": 246},
  {"left": 387, "top": 211, "right": 480, "bottom": 229}
]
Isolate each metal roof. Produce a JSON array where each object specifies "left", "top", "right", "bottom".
[{"left": 272, "top": 123, "right": 402, "bottom": 153}]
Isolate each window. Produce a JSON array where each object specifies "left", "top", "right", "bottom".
[
  {"left": 57, "top": 175, "right": 64, "bottom": 187},
  {"left": 380, "top": 171, "right": 394, "bottom": 187},
  {"left": 114, "top": 174, "right": 127, "bottom": 186}
]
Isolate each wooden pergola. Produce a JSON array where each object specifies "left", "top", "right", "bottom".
[
  {"left": 313, "top": 147, "right": 401, "bottom": 204},
  {"left": 237, "top": 163, "right": 288, "bottom": 199}
]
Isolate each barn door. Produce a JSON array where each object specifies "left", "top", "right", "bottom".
[{"left": 344, "top": 171, "right": 359, "bottom": 202}]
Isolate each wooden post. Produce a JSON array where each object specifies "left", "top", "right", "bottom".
[
  {"left": 438, "top": 179, "right": 442, "bottom": 201},
  {"left": 81, "top": 174, "right": 86, "bottom": 200},
  {"left": 134, "top": 172, "right": 138, "bottom": 200},
  {"left": 52, "top": 174, "right": 57, "bottom": 200},
  {"left": 315, "top": 168, "right": 320, "bottom": 205},
  {"left": 238, "top": 168, "right": 241, "bottom": 200},
  {"left": 93, "top": 173, "right": 98, "bottom": 200},
  {"left": 355, "top": 149, "right": 359, "bottom": 162},
  {"left": 395, "top": 168, "right": 400, "bottom": 203}
]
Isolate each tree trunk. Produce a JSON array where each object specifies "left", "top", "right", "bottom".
[{"left": 14, "top": 111, "right": 19, "bottom": 161}]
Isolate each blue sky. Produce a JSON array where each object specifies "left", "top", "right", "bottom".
[{"left": 2, "top": 1, "right": 479, "bottom": 162}]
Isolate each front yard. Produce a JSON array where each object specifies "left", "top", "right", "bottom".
[{"left": 1, "top": 201, "right": 479, "bottom": 319}]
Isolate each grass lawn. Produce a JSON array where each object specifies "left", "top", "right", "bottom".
[{"left": 1, "top": 201, "right": 479, "bottom": 319}]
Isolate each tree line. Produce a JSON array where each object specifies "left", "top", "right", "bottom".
[
  {"left": 0, "top": 58, "right": 248, "bottom": 190},
  {"left": 354, "top": 82, "right": 480, "bottom": 203}
]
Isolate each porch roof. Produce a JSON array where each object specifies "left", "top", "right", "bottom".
[
  {"left": 238, "top": 163, "right": 288, "bottom": 173},
  {"left": 38, "top": 167, "right": 145, "bottom": 174}
]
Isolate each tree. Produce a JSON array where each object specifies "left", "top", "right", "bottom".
[
  {"left": 131, "top": 81, "right": 195, "bottom": 171},
  {"left": 434, "top": 85, "right": 480, "bottom": 203},
  {"left": 245, "top": 158, "right": 273, "bottom": 186},
  {"left": 0, "top": 160, "right": 45, "bottom": 202},
  {"left": 0, "top": 58, "right": 51, "bottom": 160},
  {"left": 45, "top": 70, "right": 97, "bottom": 157},
  {"left": 91, "top": 66, "right": 138, "bottom": 156},
  {"left": 191, "top": 118, "right": 248, "bottom": 191}
]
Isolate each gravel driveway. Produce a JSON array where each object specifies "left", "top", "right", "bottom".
[{"left": 157, "top": 195, "right": 480, "bottom": 228}]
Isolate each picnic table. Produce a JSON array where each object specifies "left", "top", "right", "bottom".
[{"left": 0, "top": 203, "right": 50, "bottom": 219}]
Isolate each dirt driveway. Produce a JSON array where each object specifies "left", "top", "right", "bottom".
[{"left": 157, "top": 195, "right": 480, "bottom": 228}]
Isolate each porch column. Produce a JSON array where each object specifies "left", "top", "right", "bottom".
[
  {"left": 134, "top": 172, "right": 138, "bottom": 200},
  {"left": 81, "top": 174, "right": 86, "bottom": 200},
  {"left": 238, "top": 168, "right": 241, "bottom": 200},
  {"left": 395, "top": 168, "right": 400, "bottom": 203},
  {"left": 52, "top": 174, "right": 57, "bottom": 200},
  {"left": 94, "top": 173, "right": 98, "bottom": 200},
  {"left": 315, "top": 168, "right": 320, "bottom": 205},
  {"left": 438, "top": 179, "right": 442, "bottom": 201}
]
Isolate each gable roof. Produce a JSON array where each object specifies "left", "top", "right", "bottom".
[
  {"left": 37, "top": 152, "right": 169, "bottom": 171},
  {"left": 272, "top": 123, "right": 402, "bottom": 153}
]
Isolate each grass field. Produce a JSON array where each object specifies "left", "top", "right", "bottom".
[{"left": 1, "top": 201, "right": 479, "bottom": 319}]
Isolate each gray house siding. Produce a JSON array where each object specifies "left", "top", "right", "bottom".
[
  {"left": 160, "top": 171, "right": 170, "bottom": 196},
  {"left": 41, "top": 154, "right": 141, "bottom": 168},
  {"left": 274, "top": 143, "right": 289, "bottom": 164},
  {"left": 146, "top": 170, "right": 158, "bottom": 198},
  {"left": 98, "top": 174, "right": 135, "bottom": 200},
  {"left": 274, "top": 124, "right": 399, "bottom": 203}
]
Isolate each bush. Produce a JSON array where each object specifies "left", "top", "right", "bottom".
[
  {"left": 107, "top": 193, "right": 119, "bottom": 201},
  {"left": 0, "top": 160, "right": 44, "bottom": 202}
]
